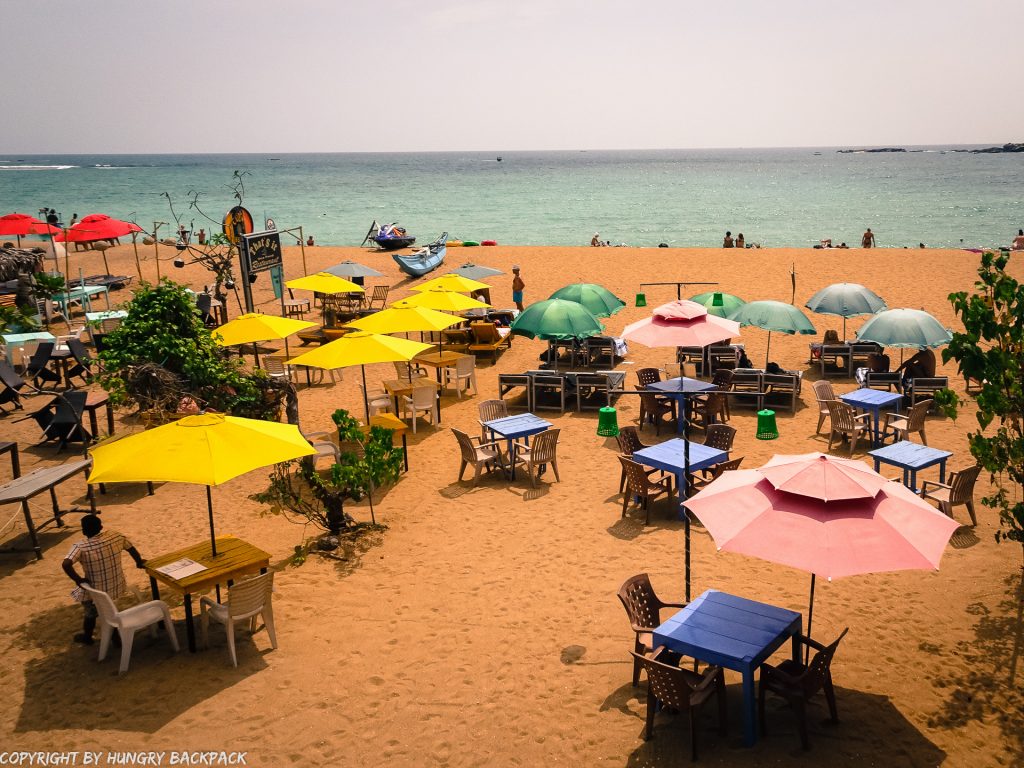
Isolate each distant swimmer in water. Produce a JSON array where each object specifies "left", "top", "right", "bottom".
[
  {"left": 723, "top": 231, "right": 734, "bottom": 248},
  {"left": 861, "top": 228, "right": 875, "bottom": 248},
  {"left": 1012, "top": 229, "right": 1024, "bottom": 250}
]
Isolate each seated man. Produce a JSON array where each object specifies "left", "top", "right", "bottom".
[
  {"left": 867, "top": 351, "right": 890, "bottom": 373},
  {"left": 896, "top": 348, "right": 936, "bottom": 386}
]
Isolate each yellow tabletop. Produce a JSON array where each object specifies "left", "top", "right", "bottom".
[
  {"left": 381, "top": 377, "right": 441, "bottom": 397},
  {"left": 145, "top": 535, "right": 270, "bottom": 595},
  {"left": 414, "top": 350, "right": 468, "bottom": 368}
]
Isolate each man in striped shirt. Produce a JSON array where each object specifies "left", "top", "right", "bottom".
[{"left": 62, "top": 514, "right": 145, "bottom": 645}]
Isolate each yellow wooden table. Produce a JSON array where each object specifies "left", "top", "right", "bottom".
[
  {"left": 414, "top": 350, "right": 469, "bottom": 384},
  {"left": 145, "top": 535, "right": 271, "bottom": 652},
  {"left": 381, "top": 377, "right": 442, "bottom": 424}
]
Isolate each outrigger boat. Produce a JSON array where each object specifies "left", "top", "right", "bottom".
[
  {"left": 392, "top": 232, "right": 448, "bottom": 277},
  {"left": 363, "top": 220, "right": 416, "bottom": 251}
]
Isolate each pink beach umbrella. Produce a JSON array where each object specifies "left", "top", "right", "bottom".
[
  {"left": 0, "top": 212, "right": 60, "bottom": 247},
  {"left": 683, "top": 452, "right": 959, "bottom": 643},
  {"left": 620, "top": 299, "right": 741, "bottom": 349}
]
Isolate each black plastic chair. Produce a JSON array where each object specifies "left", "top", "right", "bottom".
[
  {"left": 65, "top": 338, "right": 94, "bottom": 385},
  {"left": 23, "top": 390, "right": 92, "bottom": 450},
  {"left": 0, "top": 360, "right": 26, "bottom": 413},
  {"left": 24, "top": 341, "right": 61, "bottom": 389}
]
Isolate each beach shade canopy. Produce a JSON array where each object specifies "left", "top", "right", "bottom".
[
  {"left": 689, "top": 291, "right": 747, "bottom": 319},
  {"left": 288, "top": 331, "right": 433, "bottom": 422},
  {"left": 549, "top": 283, "right": 626, "bottom": 318},
  {"left": 55, "top": 214, "right": 143, "bottom": 243},
  {"left": 323, "top": 260, "right": 383, "bottom": 279},
  {"left": 683, "top": 452, "right": 959, "bottom": 640},
  {"left": 805, "top": 283, "right": 887, "bottom": 339},
  {"left": 0, "top": 213, "right": 60, "bottom": 245},
  {"left": 509, "top": 298, "right": 604, "bottom": 341},
  {"left": 88, "top": 413, "right": 316, "bottom": 556},
  {"left": 621, "top": 300, "right": 740, "bottom": 349},
  {"left": 450, "top": 263, "right": 503, "bottom": 280},
  {"left": 413, "top": 273, "right": 490, "bottom": 294},
  {"left": 395, "top": 288, "right": 490, "bottom": 313},
  {"left": 728, "top": 299, "right": 817, "bottom": 368},
  {"left": 285, "top": 272, "right": 364, "bottom": 294},
  {"left": 346, "top": 304, "right": 464, "bottom": 334},
  {"left": 854, "top": 308, "right": 953, "bottom": 349},
  {"left": 213, "top": 313, "right": 316, "bottom": 347}
]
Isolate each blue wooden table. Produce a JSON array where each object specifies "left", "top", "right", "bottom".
[
  {"left": 646, "top": 377, "right": 717, "bottom": 433},
  {"left": 869, "top": 440, "right": 953, "bottom": 492},
  {"left": 483, "top": 413, "right": 552, "bottom": 479},
  {"left": 840, "top": 388, "right": 903, "bottom": 446},
  {"left": 653, "top": 590, "right": 802, "bottom": 747},
  {"left": 633, "top": 439, "right": 727, "bottom": 520}
]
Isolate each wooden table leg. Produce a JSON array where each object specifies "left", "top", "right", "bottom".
[
  {"left": 105, "top": 403, "right": 114, "bottom": 435},
  {"left": 88, "top": 409, "right": 99, "bottom": 440},
  {"left": 401, "top": 433, "right": 409, "bottom": 472},
  {"left": 22, "top": 500, "right": 41, "bottom": 560}
]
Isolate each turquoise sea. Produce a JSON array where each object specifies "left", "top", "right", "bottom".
[{"left": 0, "top": 148, "right": 1021, "bottom": 249}]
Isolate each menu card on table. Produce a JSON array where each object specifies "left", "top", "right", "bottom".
[{"left": 154, "top": 558, "right": 208, "bottom": 579}]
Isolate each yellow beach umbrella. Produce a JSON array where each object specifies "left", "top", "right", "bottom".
[
  {"left": 88, "top": 413, "right": 316, "bottom": 556},
  {"left": 214, "top": 313, "right": 316, "bottom": 346},
  {"left": 413, "top": 273, "right": 490, "bottom": 293},
  {"left": 396, "top": 288, "right": 490, "bottom": 313},
  {"left": 346, "top": 304, "right": 463, "bottom": 334},
  {"left": 289, "top": 331, "right": 433, "bottom": 422},
  {"left": 286, "top": 272, "right": 364, "bottom": 294}
]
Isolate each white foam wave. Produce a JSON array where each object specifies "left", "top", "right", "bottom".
[{"left": 0, "top": 164, "right": 78, "bottom": 171}]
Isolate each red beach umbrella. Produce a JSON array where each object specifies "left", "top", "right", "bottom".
[
  {"left": 55, "top": 214, "right": 143, "bottom": 244},
  {"left": 0, "top": 213, "right": 61, "bottom": 247},
  {"left": 683, "top": 452, "right": 959, "bottom": 642}
]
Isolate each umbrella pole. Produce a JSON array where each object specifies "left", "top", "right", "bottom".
[
  {"left": 842, "top": 317, "right": 847, "bottom": 342},
  {"left": 764, "top": 330, "right": 773, "bottom": 369},
  {"left": 683, "top": 392, "right": 692, "bottom": 602},
  {"left": 362, "top": 365, "right": 371, "bottom": 423},
  {"left": 131, "top": 233, "right": 143, "bottom": 282},
  {"left": 206, "top": 485, "right": 218, "bottom": 557},
  {"left": 806, "top": 573, "right": 816, "bottom": 664},
  {"left": 63, "top": 229, "right": 70, "bottom": 283}
]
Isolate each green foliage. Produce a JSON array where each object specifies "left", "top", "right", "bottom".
[
  {"left": 0, "top": 304, "right": 39, "bottom": 334},
  {"left": 943, "top": 250, "right": 1024, "bottom": 555},
  {"left": 96, "top": 279, "right": 278, "bottom": 418},
  {"left": 255, "top": 409, "right": 404, "bottom": 535},
  {"left": 32, "top": 272, "right": 65, "bottom": 301}
]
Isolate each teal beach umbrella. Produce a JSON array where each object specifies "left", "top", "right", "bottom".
[
  {"left": 729, "top": 300, "right": 817, "bottom": 368},
  {"left": 549, "top": 283, "right": 626, "bottom": 318},
  {"left": 805, "top": 283, "right": 886, "bottom": 339},
  {"left": 689, "top": 291, "right": 746, "bottom": 319},
  {"left": 854, "top": 308, "right": 952, "bottom": 349}
]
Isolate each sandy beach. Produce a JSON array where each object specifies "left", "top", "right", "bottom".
[{"left": 1, "top": 242, "right": 1021, "bottom": 767}]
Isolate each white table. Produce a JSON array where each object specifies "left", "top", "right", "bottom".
[{"left": 2, "top": 331, "right": 56, "bottom": 365}]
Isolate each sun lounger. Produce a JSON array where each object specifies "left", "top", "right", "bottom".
[{"left": 468, "top": 322, "right": 511, "bottom": 361}]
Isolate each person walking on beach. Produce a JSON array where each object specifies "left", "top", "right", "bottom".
[
  {"left": 862, "top": 228, "right": 876, "bottom": 248},
  {"left": 723, "top": 231, "right": 734, "bottom": 248},
  {"left": 62, "top": 514, "right": 145, "bottom": 645},
  {"left": 511, "top": 265, "right": 525, "bottom": 311},
  {"left": 1012, "top": 229, "right": 1024, "bottom": 250}
]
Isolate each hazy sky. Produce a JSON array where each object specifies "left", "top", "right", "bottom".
[{"left": 4, "top": 0, "right": 1022, "bottom": 153}]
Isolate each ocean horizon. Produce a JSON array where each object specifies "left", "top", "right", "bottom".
[{"left": 2, "top": 146, "right": 1021, "bottom": 249}]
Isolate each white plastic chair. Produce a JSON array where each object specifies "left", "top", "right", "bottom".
[
  {"left": 401, "top": 385, "right": 436, "bottom": 433},
  {"left": 358, "top": 382, "right": 393, "bottom": 418},
  {"left": 443, "top": 355, "right": 477, "bottom": 399},
  {"left": 80, "top": 584, "right": 179, "bottom": 673},
  {"left": 200, "top": 571, "right": 277, "bottom": 667},
  {"left": 263, "top": 355, "right": 293, "bottom": 382},
  {"left": 393, "top": 360, "right": 428, "bottom": 380}
]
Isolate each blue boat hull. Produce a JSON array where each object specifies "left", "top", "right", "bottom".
[{"left": 392, "top": 233, "right": 448, "bottom": 277}]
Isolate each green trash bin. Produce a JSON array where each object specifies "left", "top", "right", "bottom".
[
  {"left": 635, "top": 293, "right": 647, "bottom": 307},
  {"left": 756, "top": 409, "right": 779, "bottom": 440},
  {"left": 597, "top": 406, "right": 620, "bottom": 437}
]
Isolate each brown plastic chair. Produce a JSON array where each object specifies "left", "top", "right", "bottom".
[
  {"left": 690, "top": 456, "right": 744, "bottom": 493},
  {"left": 811, "top": 380, "right": 836, "bottom": 434},
  {"left": 619, "top": 456, "right": 672, "bottom": 525},
  {"left": 638, "top": 390, "right": 675, "bottom": 435},
  {"left": 616, "top": 426, "right": 656, "bottom": 493},
  {"left": 631, "top": 647, "right": 727, "bottom": 757},
  {"left": 825, "top": 400, "right": 871, "bottom": 456},
  {"left": 512, "top": 428, "right": 560, "bottom": 488},
  {"left": 477, "top": 399, "right": 509, "bottom": 441},
  {"left": 881, "top": 399, "right": 931, "bottom": 445},
  {"left": 759, "top": 628, "right": 849, "bottom": 750},
  {"left": 703, "top": 423, "right": 736, "bottom": 453},
  {"left": 452, "top": 428, "right": 506, "bottom": 487},
  {"left": 921, "top": 464, "right": 982, "bottom": 525},
  {"left": 691, "top": 391, "right": 729, "bottom": 430},
  {"left": 636, "top": 367, "right": 662, "bottom": 387},
  {"left": 616, "top": 574, "right": 687, "bottom": 686}
]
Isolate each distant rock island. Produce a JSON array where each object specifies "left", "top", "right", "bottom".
[
  {"left": 970, "top": 142, "right": 1024, "bottom": 153},
  {"left": 837, "top": 147, "right": 906, "bottom": 153}
]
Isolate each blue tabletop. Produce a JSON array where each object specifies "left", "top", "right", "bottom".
[
  {"left": 484, "top": 413, "right": 552, "bottom": 439},
  {"left": 633, "top": 439, "right": 726, "bottom": 474},
  {"left": 869, "top": 440, "right": 952, "bottom": 468},
  {"left": 647, "top": 377, "right": 717, "bottom": 395},
  {"left": 653, "top": 590, "right": 802, "bottom": 667},
  {"left": 841, "top": 388, "right": 902, "bottom": 409}
]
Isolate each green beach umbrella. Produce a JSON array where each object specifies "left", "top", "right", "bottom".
[
  {"left": 729, "top": 300, "right": 817, "bottom": 368},
  {"left": 511, "top": 299, "right": 604, "bottom": 370},
  {"left": 689, "top": 291, "right": 746, "bottom": 319},
  {"left": 854, "top": 308, "right": 952, "bottom": 349},
  {"left": 805, "top": 283, "right": 887, "bottom": 340},
  {"left": 549, "top": 283, "right": 626, "bottom": 318}
]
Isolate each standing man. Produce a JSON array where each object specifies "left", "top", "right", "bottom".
[
  {"left": 861, "top": 228, "right": 876, "bottom": 248},
  {"left": 62, "top": 514, "right": 145, "bottom": 645},
  {"left": 511, "top": 265, "right": 525, "bottom": 311}
]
